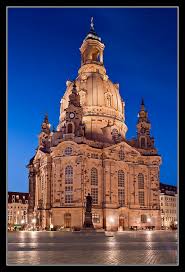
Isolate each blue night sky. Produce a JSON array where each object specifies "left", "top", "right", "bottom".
[{"left": 8, "top": 7, "right": 178, "bottom": 192}]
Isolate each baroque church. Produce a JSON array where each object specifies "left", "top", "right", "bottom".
[{"left": 28, "top": 19, "right": 161, "bottom": 231}]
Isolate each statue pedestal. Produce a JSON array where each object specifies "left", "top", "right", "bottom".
[{"left": 83, "top": 212, "right": 94, "bottom": 229}]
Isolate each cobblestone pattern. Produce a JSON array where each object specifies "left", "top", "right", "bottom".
[{"left": 8, "top": 231, "right": 178, "bottom": 265}]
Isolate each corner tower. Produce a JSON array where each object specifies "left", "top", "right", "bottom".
[{"left": 136, "top": 99, "right": 155, "bottom": 150}]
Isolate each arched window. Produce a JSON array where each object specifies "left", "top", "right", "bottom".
[
  {"left": 91, "top": 168, "right": 98, "bottom": 204},
  {"left": 91, "top": 168, "right": 98, "bottom": 186},
  {"left": 138, "top": 173, "right": 144, "bottom": 189},
  {"left": 67, "top": 123, "right": 73, "bottom": 133},
  {"left": 118, "top": 170, "right": 125, "bottom": 187},
  {"left": 118, "top": 170, "right": 125, "bottom": 206},
  {"left": 65, "top": 166, "right": 73, "bottom": 184}
]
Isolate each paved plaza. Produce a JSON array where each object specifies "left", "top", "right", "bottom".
[{"left": 8, "top": 230, "right": 178, "bottom": 265}]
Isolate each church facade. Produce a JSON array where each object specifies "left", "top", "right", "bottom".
[{"left": 27, "top": 19, "right": 161, "bottom": 231}]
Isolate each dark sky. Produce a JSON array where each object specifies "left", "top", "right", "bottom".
[{"left": 8, "top": 7, "right": 178, "bottom": 192}]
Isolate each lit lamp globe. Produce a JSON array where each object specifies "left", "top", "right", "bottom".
[
  {"left": 21, "top": 219, "right": 25, "bottom": 224},
  {"left": 32, "top": 218, "right": 36, "bottom": 224}
]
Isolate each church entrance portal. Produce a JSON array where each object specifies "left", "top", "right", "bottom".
[{"left": 119, "top": 215, "right": 125, "bottom": 230}]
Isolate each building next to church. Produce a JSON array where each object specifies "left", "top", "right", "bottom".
[
  {"left": 160, "top": 183, "right": 177, "bottom": 229},
  {"left": 27, "top": 19, "right": 162, "bottom": 231},
  {"left": 8, "top": 192, "right": 29, "bottom": 229}
]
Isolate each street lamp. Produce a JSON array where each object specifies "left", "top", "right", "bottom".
[
  {"left": 32, "top": 218, "right": 36, "bottom": 231},
  {"left": 109, "top": 216, "right": 114, "bottom": 231}
]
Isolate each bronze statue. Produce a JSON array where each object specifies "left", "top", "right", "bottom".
[{"left": 86, "top": 193, "right": 92, "bottom": 213}]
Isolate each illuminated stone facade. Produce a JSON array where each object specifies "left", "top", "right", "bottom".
[
  {"left": 160, "top": 183, "right": 177, "bottom": 229},
  {"left": 8, "top": 192, "right": 29, "bottom": 228},
  {"left": 28, "top": 19, "right": 161, "bottom": 231}
]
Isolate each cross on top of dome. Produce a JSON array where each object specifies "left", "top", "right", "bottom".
[{"left": 84, "top": 17, "right": 102, "bottom": 42}]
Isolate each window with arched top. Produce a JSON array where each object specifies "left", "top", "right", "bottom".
[
  {"left": 138, "top": 173, "right": 144, "bottom": 189},
  {"left": 118, "top": 170, "right": 125, "bottom": 206},
  {"left": 91, "top": 168, "right": 98, "bottom": 204},
  {"left": 67, "top": 123, "right": 73, "bottom": 133},
  {"left": 91, "top": 168, "right": 98, "bottom": 186},
  {"left": 65, "top": 166, "right": 73, "bottom": 184}
]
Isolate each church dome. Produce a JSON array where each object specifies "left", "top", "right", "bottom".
[{"left": 58, "top": 19, "right": 127, "bottom": 142}]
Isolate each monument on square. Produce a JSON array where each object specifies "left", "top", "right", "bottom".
[{"left": 83, "top": 193, "right": 94, "bottom": 229}]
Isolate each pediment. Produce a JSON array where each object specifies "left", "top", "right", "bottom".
[
  {"left": 51, "top": 140, "right": 79, "bottom": 157},
  {"left": 104, "top": 141, "right": 141, "bottom": 159}
]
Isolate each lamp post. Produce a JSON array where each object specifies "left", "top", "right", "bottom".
[
  {"left": 32, "top": 218, "right": 36, "bottom": 231},
  {"left": 109, "top": 216, "right": 114, "bottom": 232},
  {"left": 147, "top": 217, "right": 151, "bottom": 230}
]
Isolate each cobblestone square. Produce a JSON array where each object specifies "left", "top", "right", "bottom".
[{"left": 8, "top": 230, "right": 178, "bottom": 265}]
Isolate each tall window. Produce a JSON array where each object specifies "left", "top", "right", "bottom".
[
  {"left": 118, "top": 170, "right": 125, "bottom": 206},
  {"left": 91, "top": 188, "right": 98, "bottom": 204},
  {"left": 118, "top": 170, "right": 125, "bottom": 187},
  {"left": 65, "top": 166, "right": 73, "bottom": 203},
  {"left": 67, "top": 123, "right": 73, "bottom": 133},
  {"left": 91, "top": 168, "right": 98, "bottom": 186},
  {"left": 139, "top": 191, "right": 145, "bottom": 206},
  {"left": 91, "top": 168, "right": 98, "bottom": 204},
  {"left": 65, "top": 165, "right": 73, "bottom": 184},
  {"left": 138, "top": 173, "right": 144, "bottom": 189},
  {"left": 65, "top": 186, "right": 73, "bottom": 204}
]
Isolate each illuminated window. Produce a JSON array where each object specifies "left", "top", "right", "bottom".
[
  {"left": 65, "top": 186, "right": 73, "bottom": 204},
  {"left": 91, "top": 168, "right": 98, "bottom": 186},
  {"left": 139, "top": 191, "right": 145, "bottom": 206},
  {"left": 138, "top": 173, "right": 144, "bottom": 189},
  {"left": 64, "top": 147, "right": 73, "bottom": 156},
  {"left": 118, "top": 170, "right": 125, "bottom": 206},
  {"left": 65, "top": 165, "right": 73, "bottom": 184},
  {"left": 118, "top": 189, "right": 125, "bottom": 206},
  {"left": 91, "top": 188, "right": 98, "bottom": 204},
  {"left": 92, "top": 213, "right": 100, "bottom": 223},
  {"left": 65, "top": 166, "right": 73, "bottom": 203}
]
